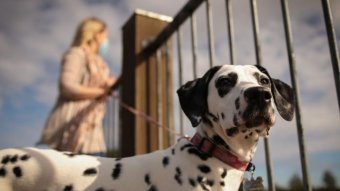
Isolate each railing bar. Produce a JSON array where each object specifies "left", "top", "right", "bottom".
[
  {"left": 156, "top": 50, "right": 164, "bottom": 149},
  {"left": 115, "top": 92, "right": 121, "bottom": 150},
  {"left": 112, "top": 97, "right": 116, "bottom": 150},
  {"left": 110, "top": 99, "right": 113, "bottom": 150},
  {"left": 280, "top": 0, "right": 312, "bottom": 190},
  {"left": 138, "top": 0, "right": 205, "bottom": 61},
  {"left": 190, "top": 15, "right": 198, "bottom": 79},
  {"left": 177, "top": 30, "right": 184, "bottom": 136},
  {"left": 249, "top": 0, "right": 275, "bottom": 190},
  {"left": 321, "top": 0, "right": 340, "bottom": 113},
  {"left": 225, "top": 0, "right": 235, "bottom": 65},
  {"left": 105, "top": 100, "right": 110, "bottom": 151},
  {"left": 250, "top": 0, "right": 262, "bottom": 66},
  {"left": 263, "top": 138, "right": 275, "bottom": 191},
  {"left": 206, "top": 0, "right": 215, "bottom": 67},
  {"left": 165, "top": 41, "right": 175, "bottom": 144}
]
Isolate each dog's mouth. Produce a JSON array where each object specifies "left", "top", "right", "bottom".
[{"left": 241, "top": 104, "right": 275, "bottom": 129}]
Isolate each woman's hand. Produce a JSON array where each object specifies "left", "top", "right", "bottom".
[{"left": 105, "top": 76, "right": 116, "bottom": 88}]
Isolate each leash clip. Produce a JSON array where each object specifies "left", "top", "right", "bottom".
[
  {"left": 243, "top": 162, "right": 265, "bottom": 191},
  {"left": 246, "top": 162, "right": 256, "bottom": 173}
]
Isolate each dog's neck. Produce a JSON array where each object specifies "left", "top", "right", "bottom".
[{"left": 196, "top": 122, "right": 262, "bottom": 162}]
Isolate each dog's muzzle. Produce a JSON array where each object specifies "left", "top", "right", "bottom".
[{"left": 242, "top": 87, "right": 274, "bottom": 128}]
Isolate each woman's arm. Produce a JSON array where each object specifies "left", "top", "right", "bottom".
[{"left": 59, "top": 48, "right": 107, "bottom": 100}]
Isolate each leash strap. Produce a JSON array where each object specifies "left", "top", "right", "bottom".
[{"left": 110, "top": 94, "right": 183, "bottom": 137}]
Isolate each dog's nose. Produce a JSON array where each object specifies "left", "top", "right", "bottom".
[{"left": 244, "top": 87, "right": 272, "bottom": 104}]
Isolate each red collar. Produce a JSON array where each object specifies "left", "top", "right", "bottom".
[{"left": 190, "top": 133, "right": 250, "bottom": 171}]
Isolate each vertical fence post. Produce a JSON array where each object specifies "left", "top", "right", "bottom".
[
  {"left": 121, "top": 10, "right": 173, "bottom": 157},
  {"left": 165, "top": 41, "right": 175, "bottom": 144},
  {"left": 225, "top": 0, "right": 235, "bottom": 65},
  {"left": 321, "top": 0, "right": 340, "bottom": 113},
  {"left": 156, "top": 50, "right": 164, "bottom": 149},
  {"left": 177, "top": 30, "right": 184, "bottom": 136},
  {"left": 249, "top": 0, "right": 276, "bottom": 190},
  {"left": 280, "top": 1, "right": 312, "bottom": 190},
  {"left": 190, "top": 15, "right": 198, "bottom": 79},
  {"left": 250, "top": 0, "right": 262, "bottom": 66},
  {"left": 206, "top": 0, "right": 215, "bottom": 67},
  {"left": 109, "top": 98, "right": 114, "bottom": 149}
]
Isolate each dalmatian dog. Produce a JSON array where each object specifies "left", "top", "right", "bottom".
[{"left": 0, "top": 64, "right": 294, "bottom": 191}]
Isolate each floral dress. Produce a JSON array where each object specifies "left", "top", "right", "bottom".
[{"left": 38, "top": 47, "right": 109, "bottom": 154}]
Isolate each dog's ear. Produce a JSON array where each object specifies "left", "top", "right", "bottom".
[
  {"left": 255, "top": 65, "right": 295, "bottom": 121},
  {"left": 177, "top": 66, "right": 221, "bottom": 127}
]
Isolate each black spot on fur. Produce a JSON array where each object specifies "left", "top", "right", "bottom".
[
  {"left": 187, "top": 147, "right": 210, "bottom": 161},
  {"left": 83, "top": 168, "right": 97, "bottom": 176},
  {"left": 145, "top": 173, "right": 151, "bottom": 185},
  {"left": 189, "top": 178, "right": 197, "bottom": 187},
  {"left": 215, "top": 72, "right": 238, "bottom": 97},
  {"left": 220, "top": 181, "right": 225, "bottom": 186},
  {"left": 221, "top": 168, "right": 227, "bottom": 178},
  {"left": 63, "top": 184, "right": 73, "bottom": 191},
  {"left": 180, "top": 143, "right": 194, "bottom": 151},
  {"left": 197, "top": 176, "right": 209, "bottom": 191},
  {"left": 112, "top": 163, "right": 122, "bottom": 180},
  {"left": 245, "top": 135, "right": 248, "bottom": 139},
  {"left": 235, "top": 97, "right": 240, "bottom": 110},
  {"left": 197, "top": 176, "right": 203, "bottom": 183},
  {"left": 233, "top": 115, "right": 239, "bottom": 126},
  {"left": 95, "top": 188, "right": 105, "bottom": 191},
  {"left": 1, "top": 155, "right": 10, "bottom": 164},
  {"left": 206, "top": 179, "right": 214, "bottom": 187},
  {"left": 13, "top": 166, "right": 22, "bottom": 178},
  {"left": 174, "top": 167, "right": 182, "bottom": 185},
  {"left": 10, "top": 155, "right": 18, "bottom": 163},
  {"left": 145, "top": 174, "right": 158, "bottom": 191},
  {"left": 198, "top": 165, "right": 211, "bottom": 174},
  {"left": 208, "top": 112, "right": 219, "bottom": 122},
  {"left": 220, "top": 113, "right": 225, "bottom": 120},
  {"left": 64, "top": 153, "right": 76, "bottom": 157},
  {"left": 162, "top": 156, "right": 169, "bottom": 167},
  {"left": 0, "top": 167, "right": 6, "bottom": 177},
  {"left": 20, "top": 155, "right": 31, "bottom": 161},
  {"left": 226, "top": 127, "right": 239, "bottom": 137},
  {"left": 148, "top": 185, "right": 158, "bottom": 191},
  {"left": 171, "top": 148, "right": 175, "bottom": 155}
]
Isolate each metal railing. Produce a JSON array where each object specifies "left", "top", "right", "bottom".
[{"left": 104, "top": 0, "right": 340, "bottom": 190}]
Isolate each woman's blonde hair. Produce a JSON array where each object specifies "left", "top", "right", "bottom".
[{"left": 71, "top": 17, "right": 107, "bottom": 47}]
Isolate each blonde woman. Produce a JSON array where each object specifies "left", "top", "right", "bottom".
[{"left": 37, "top": 17, "right": 116, "bottom": 156}]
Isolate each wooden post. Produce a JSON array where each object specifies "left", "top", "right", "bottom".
[{"left": 121, "top": 10, "right": 173, "bottom": 157}]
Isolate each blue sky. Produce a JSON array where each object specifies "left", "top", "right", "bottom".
[{"left": 0, "top": 0, "right": 340, "bottom": 189}]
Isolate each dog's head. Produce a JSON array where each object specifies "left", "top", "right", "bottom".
[{"left": 177, "top": 65, "right": 295, "bottom": 136}]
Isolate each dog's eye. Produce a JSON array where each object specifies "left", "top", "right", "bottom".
[
  {"left": 260, "top": 77, "right": 270, "bottom": 85},
  {"left": 217, "top": 78, "right": 234, "bottom": 86}
]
